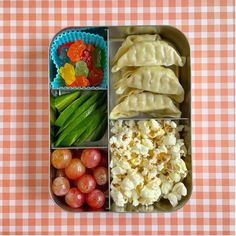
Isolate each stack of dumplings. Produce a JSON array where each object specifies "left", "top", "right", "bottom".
[{"left": 110, "top": 34, "right": 185, "bottom": 119}]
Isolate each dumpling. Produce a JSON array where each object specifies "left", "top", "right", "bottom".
[
  {"left": 112, "top": 34, "right": 161, "bottom": 66},
  {"left": 111, "top": 41, "right": 186, "bottom": 72},
  {"left": 115, "top": 66, "right": 184, "bottom": 103},
  {"left": 117, "top": 88, "right": 143, "bottom": 103},
  {"left": 110, "top": 92, "right": 181, "bottom": 119}
]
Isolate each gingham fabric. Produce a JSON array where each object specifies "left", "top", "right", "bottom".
[{"left": 0, "top": 0, "right": 235, "bottom": 235}]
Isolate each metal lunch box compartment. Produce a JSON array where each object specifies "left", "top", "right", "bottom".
[{"left": 49, "top": 25, "right": 192, "bottom": 213}]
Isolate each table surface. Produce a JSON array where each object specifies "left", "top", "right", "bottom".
[{"left": 0, "top": 0, "right": 235, "bottom": 235}]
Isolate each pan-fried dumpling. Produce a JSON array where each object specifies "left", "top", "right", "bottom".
[
  {"left": 112, "top": 34, "right": 161, "bottom": 66},
  {"left": 115, "top": 66, "right": 184, "bottom": 103},
  {"left": 110, "top": 92, "right": 181, "bottom": 119},
  {"left": 111, "top": 41, "right": 186, "bottom": 72},
  {"left": 117, "top": 88, "right": 143, "bottom": 103}
]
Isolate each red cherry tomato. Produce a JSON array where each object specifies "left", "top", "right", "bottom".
[
  {"left": 77, "top": 174, "right": 96, "bottom": 193},
  {"left": 65, "top": 188, "right": 85, "bottom": 208},
  {"left": 86, "top": 44, "right": 95, "bottom": 53},
  {"left": 65, "top": 158, "right": 86, "bottom": 180},
  {"left": 81, "top": 149, "right": 101, "bottom": 168},
  {"left": 67, "top": 40, "right": 86, "bottom": 62},
  {"left": 52, "top": 177, "right": 70, "bottom": 196},
  {"left": 85, "top": 189, "right": 106, "bottom": 209},
  {"left": 51, "top": 149, "right": 72, "bottom": 169},
  {"left": 93, "top": 167, "right": 108, "bottom": 185},
  {"left": 80, "top": 49, "right": 93, "bottom": 70},
  {"left": 88, "top": 68, "right": 103, "bottom": 86}
]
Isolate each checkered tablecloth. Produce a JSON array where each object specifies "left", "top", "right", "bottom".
[{"left": 0, "top": 0, "right": 235, "bottom": 235}]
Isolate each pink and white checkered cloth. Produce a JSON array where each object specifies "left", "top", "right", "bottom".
[{"left": 0, "top": 0, "right": 235, "bottom": 235}]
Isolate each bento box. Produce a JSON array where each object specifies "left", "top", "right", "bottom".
[{"left": 48, "top": 25, "right": 192, "bottom": 213}]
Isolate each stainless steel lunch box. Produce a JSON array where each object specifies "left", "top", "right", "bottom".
[{"left": 49, "top": 25, "right": 192, "bottom": 213}]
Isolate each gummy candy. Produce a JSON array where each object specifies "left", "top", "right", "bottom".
[
  {"left": 92, "top": 48, "right": 102, "bottom": 68},
  {"left": 80, "top": 49, "right": 93, "bottom": 70},
  {"left": 75, "top": 61, "right": 89, "bottom": 77},
  {"left": 59, "top": 63, "right": 76, "bottom": 85},
  {"left": 66, "top": 76, "right": 90, "bottom": 87},
  {"left": 75, "top": 76, "right": 90, "bottom": 87},
  {"left": 88, "top": 68, "right": 103, "bottom": 86},
  {"left": 67, "top": 40, "right": 86, "bottom": 62},
  {"left": 86, "top": 43, "right": 95, "bottom": 53}
]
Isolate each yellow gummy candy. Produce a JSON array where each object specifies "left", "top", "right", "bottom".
[{"left": 59, "top": 63, "right": 76, "bottom": 85}]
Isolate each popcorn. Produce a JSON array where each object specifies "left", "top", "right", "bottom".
[
  {"left": 163, "top": 133, "right": 176, "bottom": 146},
  {"left": 111, "top": 189, "right": 127, "bottom": 207},
  {"left": 110, "top": 119, "right": 188, "bottom": 208},
  {"left": 166, "top": 192, "right": 178, "bottom": 207},
  {"left": 111, "top": 166, "right": 127, "bottom": 175},
  {"left": 161, "top": 181, "right": 173, "bottom": 195},
  {"left": 165, "top": 182, "right": 187, "bottom": 207},
  {"left": 140, "top": 185, "right": 161, "bottom": 206},
  {"left": 121, "top": 177, "right": 135, "bottom": 191},
  {"left": 142, "top": 138, "right": 154, "bottom": 150},
  {"left": 172, "top": 182, "right": 187, "bottom": 197}
]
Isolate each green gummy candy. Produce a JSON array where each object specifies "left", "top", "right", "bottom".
[{"left": 75, "top": 61, "right": 89, "bottom": 77}]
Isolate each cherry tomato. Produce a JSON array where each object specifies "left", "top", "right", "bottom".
[
  {"left": 93, "top": 167, "right": 108, "bottom": 185},
  {"left": 51, "top": 149, "right": 72, "bottom": 169},
  {"left": 65, "top": 158, "right": 86, "bottom": 180},
  {"left": 86, "top": 43, "right": 95, "bottom": 53},
  {"left": 99, "top": 152, "right": 108, "bottom": 167},
  {"left": 80, "top": 49, "right": 93, "bottom": 70},
  {"left": 77, "top": 174, "right": 96, "bottom": 193},
  {"left": 81, "top": 149, "right": 101, "bottom": 168},
  {"left": 85, "top": 189, "right": 106, "bottom": 209},
  {"left": 56, "top": 169, "right": 66, "bottom": 177},
  {"left": 52, "top": 177, "right": 70, "bottom": 196},
  {"left": 65, "top": 188, "right": 85, "bottom": 208},
  {"left": 67, "top": 40, "right": 86, "bottom": 62},
  {"left": 88, "top": 68, "right": 103, "bottom": 86}
]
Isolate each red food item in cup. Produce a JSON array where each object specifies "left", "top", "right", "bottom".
[
  {"left": 67, "top": 40, "right": 86, "bottom": 62},
  {"left": 81, "top": 149, "right": 101, "bottom": 168},
  {"left": 88, "top": 68, "right": 103, "bottom": 86},
  {"left": 80, "top": 49, "right": 93, "bottom": 70},
  {"left": 86, "top": 43, "right": 95, "bottom": 53}
]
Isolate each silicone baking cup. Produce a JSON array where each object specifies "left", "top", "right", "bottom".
[{"left": 50, "top": 30, "right": 108, "bottom": 89}]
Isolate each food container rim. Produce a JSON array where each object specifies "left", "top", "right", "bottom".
[{"left": 48, "top": 24, "right": 192, "bottom": 213}]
